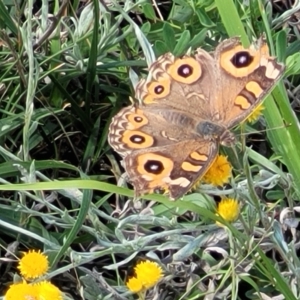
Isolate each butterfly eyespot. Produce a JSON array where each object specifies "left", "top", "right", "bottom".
[
  {"left": 130, "top": 134, "right": 145, "bottom": 144},
  {"left": 177, "top": 64, "right": 193, "bottom": 78},
  {"left": 127, "top": 111, "right": 148, "bottom": 127},
  {"left": 123, "top": 131, "right": 154, "bottom": 148},
  {"left": 230, "top": 51, "right": 254, "bottom": 68},
  {"left": 168, "top": 57, "right": 201, "bottom": 84},
  {"left": 134, "top": 116, "right": 143, "bottom": 123},
  {"left": 144, "top": 160, "right": 164, "bottom": 174},
  {"left": 154, "top": 85, "right": 164, "bottom": 95},
  {"left": 145, "top": 80, "right": 170, "bottom": 102}
]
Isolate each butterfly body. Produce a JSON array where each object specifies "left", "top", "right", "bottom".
[{"left": 109, "top": 37, "right": 285, "bottom": 200}]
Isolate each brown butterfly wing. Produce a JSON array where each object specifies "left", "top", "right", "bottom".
[
  {"left": 124, "top": 139, "right": 218, "bottom": 200},
  {"left": 204, "top": 37, "right": 285, "bottom": 128},
  {"left": 135, "top": 50, "right": 217, "bottom": 122},
  {"left": 109, "top": 105, "right": 202, "bottom": 157}
]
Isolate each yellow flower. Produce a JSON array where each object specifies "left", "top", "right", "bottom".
[
  {"left": 247, "top": 104, "right": 264, "bottom": 123},
  {"left": 202, "top": 155, "right": 232, "bottom": 186},
  {"left": 216, "top": 198, "right": 239, "bottom": 225},
  {"left": 4, "top": 281, "right": 62, "bottom": 300},
  {"left": 126, "top": 276, "right": 143, "bottom": 293},
  {"left": 34, "top": 281, "right": 63, "bottom": 300},
  {"left": 18, "top": 250, "right": 49, "bottom": 280},
  {"left": 134, "top": 260, "right": 163, "bottom": 289},
  {"left": 126, "top": 260, "right": 163, "bottom": 293},
  {"left": 5, "top": 281, "right": 38, "bottom": 300}
]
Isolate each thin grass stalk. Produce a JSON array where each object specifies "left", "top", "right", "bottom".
[{"left": 22, "top": 0, "right": 37, "bottom": 161}]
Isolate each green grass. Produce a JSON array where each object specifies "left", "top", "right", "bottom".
[{"left": 0, "top": 0, "right": 300, "bottom": 299}]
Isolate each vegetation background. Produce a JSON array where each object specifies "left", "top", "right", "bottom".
[{"left": 0, "top": 0, "right": 300, "bottom": 299}]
